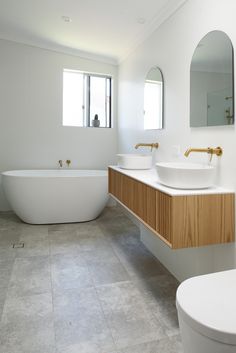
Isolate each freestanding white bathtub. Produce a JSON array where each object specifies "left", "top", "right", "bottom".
[{"left": 2, "top": 170, "right": 108, "bottom": 224}]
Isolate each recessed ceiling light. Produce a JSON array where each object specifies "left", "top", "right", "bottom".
[
  {"left": 61, "top": 16, "right": 72, "bottom": 23},
  {"left": 137, "top": 17, "right": 146, "bottom": 24}
]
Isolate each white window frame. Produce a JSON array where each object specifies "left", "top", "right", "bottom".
[{"left": 63, "top": 69, "right": 112, "bottom": 128}]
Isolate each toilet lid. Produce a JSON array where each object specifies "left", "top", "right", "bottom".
[{"left": 176, "top": 269, "right": 236, "bottom": 345}]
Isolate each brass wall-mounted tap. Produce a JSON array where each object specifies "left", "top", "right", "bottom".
[
  {"left": 58, "top": 160, "right": 71, "bottom": 168},
  {"left": 135, "top": 143, "right": 159, "bottom": 151},
  {"left": 184, "top": 147, "right": 223, "bottom": 161}
]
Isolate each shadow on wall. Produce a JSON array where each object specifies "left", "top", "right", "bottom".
[{"left": 140, "top": 224, "right": 236, "bottom": 282}]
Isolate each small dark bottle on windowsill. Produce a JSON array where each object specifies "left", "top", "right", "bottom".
[{"left": 92, "top": 114, "right": 100, "bottom": 127}]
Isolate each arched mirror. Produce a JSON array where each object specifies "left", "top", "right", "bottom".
[
  {"left": 144, "top": 66, "right": 164, "bottom": 129},
  {"left": 190, "top": 30, "right": 234, "bottom": 127}
]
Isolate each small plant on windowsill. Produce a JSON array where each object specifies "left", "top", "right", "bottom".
[{"left": 92, "top": 114, "right": 100, "bottom": 127}]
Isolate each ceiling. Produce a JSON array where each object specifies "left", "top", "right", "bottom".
[{"left": 0, "top": 0, "right": 187, "bottom": 64}]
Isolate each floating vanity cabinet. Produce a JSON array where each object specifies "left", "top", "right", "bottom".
[
  {"left": 109, "top": 168, "right": 156, "bottom": 228},
  {"left": 108, "top": 167, "right": 235, "bottom": 249}
]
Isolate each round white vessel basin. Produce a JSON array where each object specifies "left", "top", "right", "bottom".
[
  {"left": 117, "top": 154, "right": 152, "bottom": 170},
  {"left": 156, "top": 162, "right": 215, "bottom": 189}
]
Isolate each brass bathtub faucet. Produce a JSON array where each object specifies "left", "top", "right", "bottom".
[
  {"left": 58, "top": 160, "right": 71, "bottom": 168},
  {"left": 184, "top": 147, "right": 223, "bottom": 161},
  {"left": 135, "top": 143, "right": 159, "bottom": 151}
]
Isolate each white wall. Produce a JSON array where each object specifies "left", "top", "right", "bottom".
[
  {"left": 0, "top": 39, "right": 118, "bottom": 210},
  {"left": 118, "top": 0, "right": 236, "bottom": 281}
]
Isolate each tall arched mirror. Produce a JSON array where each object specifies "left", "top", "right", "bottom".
[
  {"left": 144, "top": 66, "right": 164, "bottom": 129},
  {"left": 190, "top": 30, "right": 234, "bottom": 127}
]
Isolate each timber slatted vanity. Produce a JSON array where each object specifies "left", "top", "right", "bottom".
[{"left": 108, "top": 166, "right": 235, "bottom": 249}]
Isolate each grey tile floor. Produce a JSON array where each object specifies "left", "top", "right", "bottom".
[{"left": 0, "top": 206, "right": 183, "bottom": 353}]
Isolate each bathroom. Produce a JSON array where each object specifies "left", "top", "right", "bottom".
[{"left": 0, "top": 0, "right": 236, "bottom": 352}]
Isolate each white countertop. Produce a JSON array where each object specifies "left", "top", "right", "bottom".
[{"left": 109, "top": 166, "right": 234, "bottom": 196}]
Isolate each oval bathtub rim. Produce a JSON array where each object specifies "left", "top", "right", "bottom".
[{"left": 1, "top": 169, "right": 108, "bottom": 178}]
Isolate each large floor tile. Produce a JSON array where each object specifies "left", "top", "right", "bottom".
[
  {"left": 82, "top": 246, "right": 120, "bottom": 264},
  {"left": 99, "top": 221, "right": 137, "bottom": 240},
  {"left": 0, "top": 247, "right": 16, "bottom": 262},
  {"left": 88, "top": 261, "right": 130, "bottom": 286},
  {"left": 0, "top": 228, "right": 20, "bottom": 261},
  {"left": 120, "top": 335, "right": 183, "bottom": 353},
  {"left": 107, "top": 228, "right": 143, "bottom": 248},
  {"left": 77, "top": 234, "right": 109, "bottom": 252},
  {"left": 0, "top": 259, "right": 14, "bottom": 289},
  {"left": 113, "top": 244, "right": 167, "bottom": 279},
  {"left": 7, "top": 255, "right": 51, "bottom": 297},
  {"left": 129, "top": 273, "right": 180, "bottom": 337},
  {"left": 98, "top": 206, "right": 133, "bottom": 226},
  {"left": 0, "top": 287, "right": 8, "bottom": 320},
  {"left": 133, "top": 275, "right": 179, "bottom": 306},
  {"left": 56, "top": 342, "right": 118, "bottom": 353},
  {"left": 54, "top": 287, "right": 115, "bottom": 351},
  {"left": 0, "top": 229, "right": 20, "bottom": 248},
  {"left": 0, "top": 212, "right": 22, "bottom": 230},
  {"left": 51, "top": 253, "right": 93, "bottom": 292},
  {"left": 19, "top": 224, "right": 49, "bottom": 237},
  {"left": 16, "top": 232, "right": 50, "bottom": 258},
  {"left": 97, "top": 281, "right": 167, "bottom": 349},
  {"left": 48, "top": 223, "right": 81, "bottom": 233},
  {"left": 75, "top": 221, "right": 105, "bottom": 237},
  {"left": 0, "top": 320, "right": 56, "bottom": 353},
  {"left": 0, "top": 292, "right": 55, "bottom": 353},
  {"left": 156, "top": 308, "right": 180, "bottom": 338},
  {"left": 49, "top": 230, "right": 80, "bottom": 255},
  {"left": 2, "top": 292, "right": 53, "bottom": 324}
]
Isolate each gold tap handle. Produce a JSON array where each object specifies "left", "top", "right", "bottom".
[
  {"left": 66, "top": 159, "right": 71, "bottom": 167},
  {"left": 215, "top": 147, "right": 223, "bottom": 156},
  {"left": 151, "top": 143, "right": 159, "bottom": 151}
]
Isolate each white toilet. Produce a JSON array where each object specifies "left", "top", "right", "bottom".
[{"left": 176, "top": 269, "right": 236, "bottom": 353}]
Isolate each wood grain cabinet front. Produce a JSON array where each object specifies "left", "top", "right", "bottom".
[{"left": 108, "top": 168, "right": 235, "bottom": 249}]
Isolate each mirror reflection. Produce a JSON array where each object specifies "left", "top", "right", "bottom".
[
  {"left": 144, "top": 66, "right": 163, "bottom": 129},
  {"left": 190, "top": 31, "right": 234, "bottom": 127}
]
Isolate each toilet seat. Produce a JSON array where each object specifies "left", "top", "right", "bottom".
[{"left": 176, "top": 269, "right": 236, "bottom": 345}]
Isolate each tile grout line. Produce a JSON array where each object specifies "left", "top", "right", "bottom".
[
  {"left": 0, "top": 245, "right": 18, "bottom": 323},
  {"left": 89, "top": 222, "right": 124, "bottom": 352},
  {"left": 84, "top": 224, "right": 118, "bottom": 352},
  {"left": 93, "top": 283, "right": 118, "bottom": 352},
  {"left": 48, "top": 225, "right": 58, "bottom": 353}
]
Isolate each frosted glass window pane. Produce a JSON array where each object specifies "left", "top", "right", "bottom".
[
  {"left": 90, "top": 76, "right": 106, "bottom": 127},
  {"left": 144, "top": 82, "right": 162, "bottom": 129},
  {"left": 63, "top": 71, "right": 84, "bottom": 126}
]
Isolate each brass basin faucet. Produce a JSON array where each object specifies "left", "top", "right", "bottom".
[
  {"left": 135, "top": 143, "right": 159, "bottom": 151},
  {"left": 184, "top": 147, "right": 223, "bottom": 161}
]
